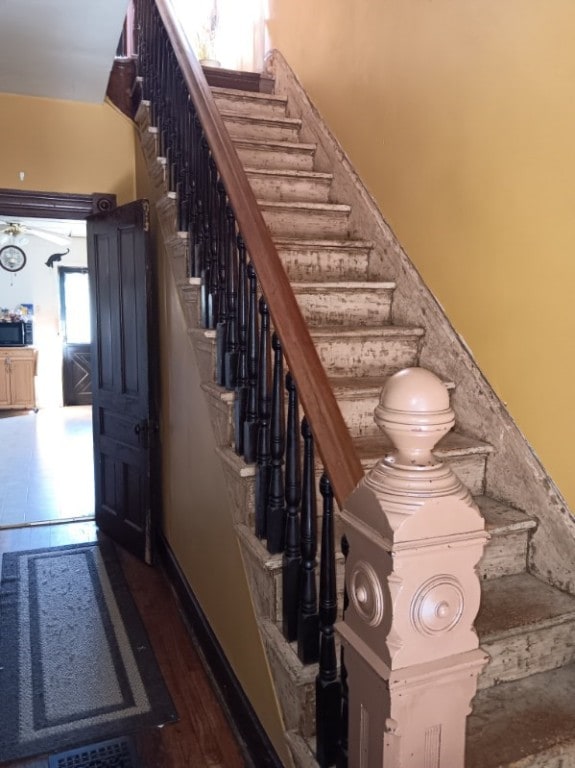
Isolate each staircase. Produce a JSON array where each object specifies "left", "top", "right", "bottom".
[{"left": 135, "top": 49, "right": 575, "bottom": 768}]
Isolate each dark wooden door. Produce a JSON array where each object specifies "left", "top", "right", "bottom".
[{"left": 87, "top": 200, "right": 159, "bottom": 563}]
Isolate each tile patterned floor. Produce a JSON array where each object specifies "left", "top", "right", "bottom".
[{"left": 0, "top": 406, "right": 94, "bottom": 527}]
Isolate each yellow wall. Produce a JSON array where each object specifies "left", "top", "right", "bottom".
[
  {"left": 0, "top": 93, "right": 137, "bottom": 204},
  {"left": 267, "top": 0, "right": 575, "bottom": 507}
]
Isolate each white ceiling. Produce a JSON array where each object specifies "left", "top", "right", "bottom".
[
  {"left": 0, "top": 0, "right": 131, "bottom": 103},
  {"left": 7, "top": 217, "right": 86, "bottom": 237}
]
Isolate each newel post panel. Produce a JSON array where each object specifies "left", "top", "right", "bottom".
[{"left": 338, "top": 368, "right": 488, "bottom": 768}]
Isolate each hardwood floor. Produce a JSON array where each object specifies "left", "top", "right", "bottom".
[{"left": 0, "top": 525, "right": 248, "bottom": 767}]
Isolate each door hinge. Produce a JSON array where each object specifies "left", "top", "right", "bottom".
[{"left": 143, "top": 200, "right": 150, "bottom": 232}]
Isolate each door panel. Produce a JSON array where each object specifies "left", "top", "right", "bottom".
[
  {"left": 87, "top": 199, "right": 159, "bottom": 563},
  {"left": 60, "top": 267, "right": 92, "bottom": 406},
  {"left": 62, "top": 344, "right": 92, "bottom": 406}
]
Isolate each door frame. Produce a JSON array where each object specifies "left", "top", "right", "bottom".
[
  {"left": 0, "top": 189, "right": 116, "bottom": 221},
  {"left": 0, "top": 189, "right": 117, "bottom": 519}
]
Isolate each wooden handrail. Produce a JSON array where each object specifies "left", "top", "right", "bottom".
[{"left": 154, "top": 0, "right": 363, "bottom": 506}]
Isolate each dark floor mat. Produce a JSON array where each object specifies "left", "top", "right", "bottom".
[{"left": 48, "top": 736, "right": 140, "bottom": 768}]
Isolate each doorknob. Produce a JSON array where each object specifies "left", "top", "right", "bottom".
[{"left": 134, "top": 419, "right": 150, "bottom": 448}]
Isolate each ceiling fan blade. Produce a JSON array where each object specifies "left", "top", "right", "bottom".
[{"left": 25, "top": 228, "right": 71, "bottom": 246}]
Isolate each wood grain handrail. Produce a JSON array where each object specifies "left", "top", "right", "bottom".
[{"left": 155, "top": 0, "right": 363, "bottom": 506}]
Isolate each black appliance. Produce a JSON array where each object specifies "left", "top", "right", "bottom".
[{"left": 0, "top": 320, "right": 33, "bottom": 346}]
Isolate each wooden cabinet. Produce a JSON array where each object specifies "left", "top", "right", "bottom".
[{"left": 0, "top": 348, "right": 37, "bottom": 410}]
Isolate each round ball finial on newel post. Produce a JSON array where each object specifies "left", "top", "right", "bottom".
[
  {"left": 375, "top": 367, "right": 454, "bottom": 469},
  {"left": 365, "top": 367, "right": 467, "bottom": 505},
  {"left": 337, "top": 367, "right": 489, "bottom": 768}
]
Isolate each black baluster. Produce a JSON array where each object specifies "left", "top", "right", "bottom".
[
  {"left": 210, "top": 159, "right": 218, "bottom": 325},
  {"left": 176, "top": 73, "right": 188, "bottom": 233},
  {"left": 199, "top": 138, "right": 212, "bottom": 328},
  {"left": 224, "top": 206, "right": 239, "bottom": 390},
  {"left": 234, "top": 236, "right": 249, "bottom": 455},
  {"left": 254, "top": 297, "right": 271, "bottom": 539},
  {"left": 191, "top": 114, "right": 204, "bottom": 281},
  {"left": 298, "top": 417, "right": 319, "bottom": 664},
  {"left": 316, "top": 474, "right": 341, "bottom": 768},
  {"left": 267, "top": 333, "right": 286, "bottom": 554},
  {"left": 282, "top": 372, "right": 301, "bottom": 642},
  {"left": 243, "top": 264, "right": 259, "bottom": 463},
  {"left": 207, "top": 156, "right": 220, "bottom": 331},
  {"left": 215, "top": 181, "right": 228, "bottom": 386},
  {"left": 336, "top": 534, "right": 349, "bottom": 768}
]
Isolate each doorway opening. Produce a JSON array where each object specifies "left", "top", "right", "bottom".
[{"left": 0, "top": 189, "right": 115, "bottom": 531}]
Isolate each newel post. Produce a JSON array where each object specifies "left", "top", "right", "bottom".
[{"left": 338, "top": 368, "right": 488, "bottom": 768}]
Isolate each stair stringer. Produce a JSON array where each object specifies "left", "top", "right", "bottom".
[
  {"left": 266, "top": 49, "right": 575, "bottom": 595},
  {"left": 134, "top": 103, "right": 297, "bottom": 768}
]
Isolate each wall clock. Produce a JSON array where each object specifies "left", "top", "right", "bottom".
[{"left": 0, "top": 245, "right": 26, "bottom": 272}]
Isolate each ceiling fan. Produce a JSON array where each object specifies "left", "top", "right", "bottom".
[{"left": 0, "top": 220, "right": 71, "bottom": 247}]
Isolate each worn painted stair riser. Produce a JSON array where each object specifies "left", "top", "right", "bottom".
[
  {"left": 235, "top": 139, "right": 316, "bottom": 171},
  {"left": 221, "top": 112, "right": 302, "bottom": 143},
  {"left": 246, "top": 169, "right": 333, "bottom": 204},
  {"left": 260, "top": 201, "right": 351, "bottom": 239},
  {"left": 211, "top": 87, "right": 288, "bottom": 118}
]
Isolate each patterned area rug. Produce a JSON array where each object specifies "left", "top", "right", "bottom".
[{"left": 0, "top": 541, "right": 178, "bottom": 762}]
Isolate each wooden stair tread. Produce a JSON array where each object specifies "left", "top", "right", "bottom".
[
  {"left": 245, "top": 167, "right": 333, "bottom": 181},
  {"left": 215, "top": 445, "right": 256, "bottom": 478},
  {"left": 294, "top": 281, "right": 395, "bottom": 290},
  {"left": 236, "top": 522, "right": 283, "bottom": 571},
  {"left": 261, "top": 618, "right": 318, "bottom": 683},
  {"left": 309, "top": 324, "right": 424, "bottom": 339},
  {"left": 211, "top": 85, "right": 287, "bottom": 105},
  {"left": 258, "top": 200, "right": 351, "bottom": 213},
  {"left": 467, "top": 663, "right": 575, "bottom": 768},
  {"left": 475, "top": 495, "right": 538, "bottom": 535},
  {"left": 476, "top": 572, "right": 575, "bottom": 640},
  {"left": 202, "top": 67, "right": 274, "bottom": 93},
  {"left": 193, "top": 321, "right": 420, "bottom": 342},
  {"left": 329, "top": 374, "right": 453, "bottom": 394},
  {"left": 220, "top": 110, "right": 302, "bottom": 130},
  {"left": 274, "top": 237, "right": 374, "bottom": 250},
  {"left": 233, "top": 137, "right": 316, "bottom": 153},
  {"left": 353, "top": 430, "right": 493, "bottom": 463}
]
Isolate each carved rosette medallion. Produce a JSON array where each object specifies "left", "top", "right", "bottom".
[
  {"left": 350, "top": 560, "right": 384, "bottom": 627},
  {"left": 411, "top": 575, "right": 464, "bottom": 635}
]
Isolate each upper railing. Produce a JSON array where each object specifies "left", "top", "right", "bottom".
[{"left": 149, "top": 0, "right": 363, "bottom": 510}]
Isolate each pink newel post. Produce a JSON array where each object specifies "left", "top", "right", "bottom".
[{"left": 338, "top": 367, "right": 488, "bottom": 768}]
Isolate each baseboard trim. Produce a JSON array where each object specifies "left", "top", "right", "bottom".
[{"left": 158, "top": 534, "right": 283, "bottom": 768}]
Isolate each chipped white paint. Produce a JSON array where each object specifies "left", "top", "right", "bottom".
[
  {"left": 266, "top": 48, "right": 575, "bottom": 601},
  {"left": 294, "top": 282, "right": 394, "bottom": 327},
  {"left": 234, "top": 138, "right": 316, "bottom": 171},
  {"left": 259, "top": 200, "right": 351, "bottom": 239},
  {"left": 246, "top": 168, "right": 333, "bottom": 203},
  {"left": 211, "top": 86, "right": 288, "bottom": 118},
  {"left": 275, "top": 238, "right": 373, "bottom": 281},
  {"left": 221, "top": 111, "right": 302, "bottom": 142},
  {"left": 311, "top": 326, "right": 423, "bottom": 376},
  {"left": 477, "top": 572, "right": 575, "bottom": 689}
]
